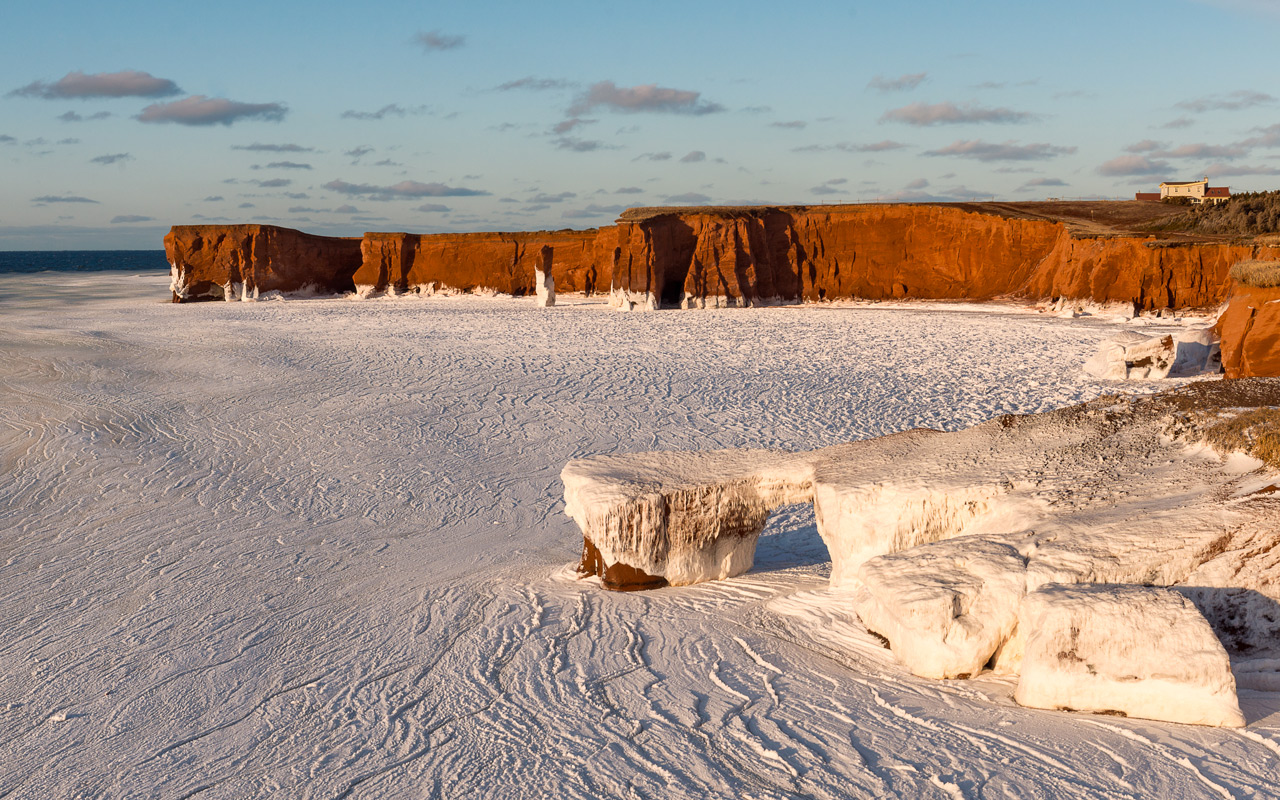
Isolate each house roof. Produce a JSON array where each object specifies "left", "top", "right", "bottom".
[
  {"left": 1160, "top": 179, "right": 1208, "bottom": 186},
  {"left": 1205, "top": 187, "right": 1230, "bottom": 197}
]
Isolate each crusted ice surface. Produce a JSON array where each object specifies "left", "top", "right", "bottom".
[
  {"left": 561, "top": 448, "right": 825, "bottom": 585},
  {"left": 1084, "top": 329, "right": 1221, "bottom": 380},
  {"left": 8, "top": 271, "right": 1280, "bottom": 797},
  {"left": 1014, "top": 584, "right": 1245, "bottom": 727}
]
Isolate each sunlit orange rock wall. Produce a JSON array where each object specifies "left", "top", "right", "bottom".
[
  {"left": 1024, "top": 237, "right": 1280, "bottom": 312},
  {"left": 165, "top": 225, "right": 363, "bottom": 302},
  {"left": 608, "top": 206, "right": 1280, "bottom": 313},
  {"left": 1216, "top": 284, "right": 1280, "bottom": 379},
  {"left": 355, "top": 229, "right": 609, "bottom": 296}
]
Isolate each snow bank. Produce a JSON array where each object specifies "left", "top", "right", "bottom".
[
  {"left": 562, "top": 449, "right": 818, "bottom": 587},
  {"left": 1083, "top": 329, "right": 1221, "bottom": 379},
  {"left": 1014, "top": 584, "right": 1244, "bottom": 727}
]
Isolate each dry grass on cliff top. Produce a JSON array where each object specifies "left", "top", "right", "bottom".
[
  {"left": 1231, "top": 259, "right": 1280, "bottom": 288},
  {"left": 1202, "top": 408, "right": 1280, "bottom": 470}
]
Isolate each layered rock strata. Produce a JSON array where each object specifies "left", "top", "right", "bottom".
[
  {"left": 165, "top": 225, "right": 363, "bottom": 302},
  {"left": 165, "top": 208, "right": 1278, "bottom": 377},
  {"left": 354, "top": 229, "right": 607, "bottom": 297},
  {"left": 1216, "top": 284, "right": 1280, "bottom": 379}
]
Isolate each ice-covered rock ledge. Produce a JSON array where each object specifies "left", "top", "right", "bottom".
[
  {"left": 562, "top": 449, "right": 834, "bottom": 589},
  {"left": 560, "top": 379, "right": 1280, "bottom": 724}
]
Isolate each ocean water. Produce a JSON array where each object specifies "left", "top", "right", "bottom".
[{"left": 0, "top": 250, "right": 169, "bottom": 274}]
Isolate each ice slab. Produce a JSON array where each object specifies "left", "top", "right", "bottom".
[
  {"left": 1083, "top": 329, "right": 1221, "bottom": 380},
  {"left": 1014, "top": 584, "right": 1244, "bottom": 727},
  {"left": 562, "top": 448, "right": 823, "bottom": 588}
]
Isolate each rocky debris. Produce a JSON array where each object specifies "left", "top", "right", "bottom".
[
  {"left": 1082, "top": 329, "right": 1221, "bottom": 380},
  {"left": 1014, "top": 584, "right": 1244, "bottom": 727},
  {"left": 534, "top": 245, "right": 555, "bottom": 307},
  {"left": 1216, "top": 284, "right": 1280, "bottom": 378},
  {"left": 165, "top": 225, "right": 363, "bottom": 302}
]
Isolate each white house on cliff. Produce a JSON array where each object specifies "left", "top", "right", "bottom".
[{"left": 1135, "top": 177, "right": 1230, "bottom": 204}]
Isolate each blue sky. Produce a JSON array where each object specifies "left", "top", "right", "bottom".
[{"left": 3, "top": 0, "right": 1280, "bottom": 249}]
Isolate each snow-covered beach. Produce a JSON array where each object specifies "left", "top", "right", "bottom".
[{"left": 3, "top": 270, "right": 1278, "bottom": 798}]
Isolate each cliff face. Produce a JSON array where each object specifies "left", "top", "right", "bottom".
[
  {"left": 165, "top": 225, "right": 363, "bottom": 302},
  {"left": 354, "top": 229, "right": 608, "bottom": 297},
  {"left": 1024, "top": 237, "right": 1280, "bottom": 312},
  {"left": 609, "top": 205, "right": 1280, "bottom": 313},
  {"left": 1216, "top": 284, "right": 1280, "bottom": 379}
]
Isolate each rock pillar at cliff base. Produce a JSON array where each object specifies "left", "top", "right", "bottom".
[{"left": 535, "top": 245, "right": 555, "bottom": 307}]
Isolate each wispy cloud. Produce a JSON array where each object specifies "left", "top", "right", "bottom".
[
  {"left": 415, "top": 203, "right": 451, "bottom": 212},
  {"left": 553, "top": 118, "right": 594, "bottom": 134},
  {"left": 924, "top": 140, "right": 1075, "bottom": 161},
  {"left": 1097, "top": 154, "right": 1172, "bottom": 176},
  {"left": 1124, "top": 139, "right": 1167, "bottom": 153},
  {"left": 340, "top": 104, "right": 428, "bottom": 120},
  {"left": 553, "top": 136, "right": 613, "bottom": 152},
  {"left": 665, "top": 192, "right": 712, "bottom": 204},
  {"left": 569, "top": 81, "right": 724, "bottom": 115},
  {"left": 867, "top": 72, "right": 927, "bottom": 92},
  {"left": 345, "top": 145, "right": 375, "bottom": 162},
  {"left": 1162, "top": 116, "right": 1195, "bottom": 129},
  {"left": 58, "top": 110, "right": 111, "bottom": 123},
  {"left": 881, "top": 101, "right": 1038, "bottom": 126},
  {"left": 138, "top": 96, "right": 287, "bottom": 126},
  {"left": 111, "top": 214, "right": 153, "bottom": 223},
  {"left": 1199, "top": 162, "right": 1280, "bottom": 177},
  {"left": 415, "top": 30, "right": 466, "bottom": 51},
  {"left": 232, "top": 142, "right": 313, "bottom": 152},
  {"left": 770, "top": 120, "right": 807, "bottom": 129},
  {"left": 793, "top": 140, "right": 908, "bottom": 154},
  {"left": 680, "top": 150, "right": 706, "bottom": 163},
  {"left": 615, "top": 186, "right": 644, "bottom": 194},
  {"left": 1177, "top": 90, "right": 1274, "bottom": 112},
  {"left": 528, "top": 192, "right": 576, "bottom": 203},
  {"left": 10, "top": 70, "right": 181, "bottom": 99},
  {"left": 496, "top": 77, "right": 572, "bottom": 91},
  {"left": 1018, "top": 177, "right": 1068, "bottom": 191},
  {"left": 90, "top": 153, "right": 131, "bottom": 165},
  {"left": 32, "top": 194, "right": 98, "bottom": 204},
  {"left": 323, "top": 179, "right": 490, "bottom": 199},
  {"left": 262, "top": 161, "right": 311, "bottom": 169},
  {"left": 633, "top": 151, "right": 672, "bottom": 162},
  {"left": 1153, "top": 142, "right": 1248, "bottom": 160},
  {"left": 562, "top": 203, "right": 627, "bottom": 219},
  {"left": 252, "top": 178, "right": 292, "bottom": 188}
]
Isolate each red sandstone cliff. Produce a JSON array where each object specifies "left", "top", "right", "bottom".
[
  {"left": 355, "top": 229, "right": 610, "bottom": 297},
  {"left": 165, "top": 225, "right": 363, "bottom": 302},
  {"left": 608, "top": 205, "right": 1280, "bottom": 313},
  {"left": 164, "top": 206, "right": 1279, "bottom": 377},
  {"left": 1216, "top": 284, "right": 1280, "bottom": 379}
]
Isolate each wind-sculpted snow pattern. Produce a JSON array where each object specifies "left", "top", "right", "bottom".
[{"left": 2, "top": 271, "right": 1278, "bottom": 798}]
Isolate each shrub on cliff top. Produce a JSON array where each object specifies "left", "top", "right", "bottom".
[
  {"left": 1148, "top": 191, "right": 1280, "bottom": 235},
  {"left": 1230, "top": 260, "right": 1280, "bottom": 288}
]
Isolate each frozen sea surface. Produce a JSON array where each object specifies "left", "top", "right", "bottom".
[{"left": 2, "top": 272, "right": 1277, "bottom": 799}]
